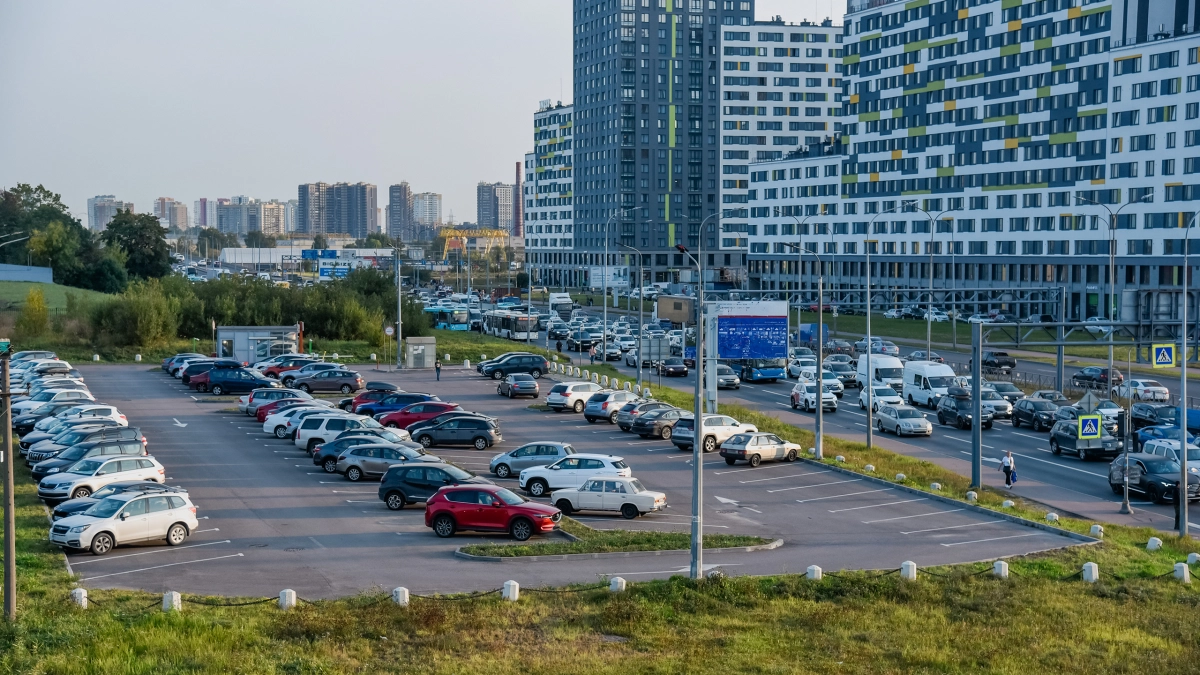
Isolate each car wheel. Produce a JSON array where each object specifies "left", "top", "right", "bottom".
[
  {"left": 432, "top": 514, "right": 456, "bottom": 538},
  {"left": 1012, "top": 417, "right": 1021, "bottom": 429},
  {"left": 748, "top": 454, "right": 761, "bottom": 467},
  {"left": 473, "top": 436, "right": 489, "bottom": 450},
  {"left": 346, "top": 466, "right": 362, "bottom": 482},
  {"left": 555, "top": 499, "right": 574, "bottom": 514},
  {"left": 1050, "top": 440, "right": 1060, "bottom": 456},
  {"left": 573, "top": 400, "right": 584, "bottom": 413},
  {"left": 211, "top": 385, "right": 225, "bottom": 396},
  {"left": 274, "top": 425, "right": 288, "bottom": 439},
  {"left": 495, "top": 464, "right": 511, "bottom": 479},
  {"left": 660, "top": 426, "right": 672, "bottom": 440},
  {"left": 298, "top": 384, "right": 311, "bottom": 393},
  {"left": 703, "top": 436, "right": 717, "bottom": 453},
  {"left": 531, "top": 369, "right": 542, "bottom": 379},
  {"left": 492, "top": 371, "right": 504, "bottom": 380},
  {"left": 166, "top": 523, "right": 188, "bottom": 546},
  {"left": 1077, "top": 446, "right": 1088, "bottom": 461},
  {"left": 725, "top": 457, "right": 736, "bottom": 465},
  {"left": 386, "top": 492, "right": 406, "bottom": 510},
  {"left": 340, "top": 384, "right": 352, "bottom": 394},
  {"left": 89, "top": 532, "right": 114, "bottom": 556},
  {"left": 71, "top": 487, "right": 91, "bottom": 499},
  {"left": 323, "top": 459, "right": 338, "bottom": 473},
  {"left": 511, "top": 518, "right": 534, "bottom": 541},
  {"left": 528, "top": 479, "right": 549, "bottom": 497},
  {"left": 621, "top": 503, "right": 639, "bottom": 520},
  {"left": 417, "top": 435, "right": 434, "bottom": 448}
]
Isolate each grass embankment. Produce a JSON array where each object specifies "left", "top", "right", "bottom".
[{"left": 459, "top": 517, "right": 768, "bottom": 558}]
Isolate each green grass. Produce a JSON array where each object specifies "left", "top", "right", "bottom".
[
  {"left": 0, "top": 280, "right": 112, "bottom": 312},
  {"left": 459, "top": 517, "right": 769, "bottom": 558}
]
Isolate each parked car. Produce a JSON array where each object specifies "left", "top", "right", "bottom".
[
  {"left": 489, "top": 442, "right": 577, "bottom": 479},
  {"left": 552, "top": 476, "right": 665, "bottom": 519},
  {"left": 546, "top": 382, "right": 603, "bottom": 413},
  {"left": 630, "top": 408, "right": 686, "bottom": 439},
  {"left": 37, "top": 456, "right": 166, "bottom": 504},
  {"left": 1135, "top": 425, "right": 1198, "bottom": 452},
  {"left": 1049, "top": 420, "right": 1122, "bottom": 460},
  {"left": 656, "top": 357, "right": 688, "bottom": 377},
  {"left": 875, "top": 404, "right": 933, "bottom": 437},
  {"left": 935, "top": 388, "right": 994, "bottom": 430},
  {"left": 904, "top": 350, "right": 944, "bottom": 363},
  {"left": 426, "top": 484, "right": 560, "bottom": 541},
  {"left": 791, "top": 382, "right": 838, "bottom": 413},
  {"left": 498, "top": 373, "right": 540, "bottom": 398},
  {"left": 49, "top": 490, "right": 198, "bottom": 556},
  {"left": 50, "top": 481, "right": 184, "bottom": 521},
  {"left": 860, "top": 386, "right": 902, "bottom": 412},
  {"left": 1011, "top": 398, "right": 1060, "bottom": 431},
  {"left": 584, "top": 390, "right": 640, "bottom": 424},
  {"left": 615, "top": 401, "right": 674, "bottom": 431},
  {"left": 481, "top": 354, "right": 549, "bottom": 380},
  {"left": 355, "top": 392, "right": 442, "bottom": 418},
  {"left": 518, "top": 453, "right": 631, "bottom": 497},
  {"left": 1112, "top": 379, "right": 1170, "bottom": 402},
  {"left": 1072, "top": 366, "right": 1123, "bottom": 389},
  {"left": 718, "top": 432, "right": 802, "bottom": 467},
  {"left": 412, "top": 416, "right": 502, "bottom": 450},
  {"left": 1108, "top": 453, "right": 1200, "bottom": 503},
  {"left": 671, "top": 414, "right": 758, "bottom": 452},
  {"left": 207, "top": 369, "right": 282, "bottom": 396},
  {"left": 378, "top": 402, "right": 462, "bottom": 429},
  {"left": 291, "top": 369, "right": 364, "bottom": 394},
  {"left": 336, "top": 443, "right": 437, "bottom": 482}
]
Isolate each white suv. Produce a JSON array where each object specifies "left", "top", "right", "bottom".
[
  {"left": 518, "top": 453, "right": 632, "bottom": 497},
  {"left": 546, "top": 382, "right": 603, "bottom": 413},
  {"left": 294, "top": 414, "right": 380, "bottom": 451},
  {"left": 49, "top": 491, "right": 199, "bottom": 556},
  {"left": 37, "top": 456, "right": 166, "bottom": 503}
]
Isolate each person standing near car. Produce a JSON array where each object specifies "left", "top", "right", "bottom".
[
  {"left": 1000, "top": 451, "right": 1015, "bottom": 488},
  {"left": 435, "top": 360, "right": 441, "bottom": 381}
]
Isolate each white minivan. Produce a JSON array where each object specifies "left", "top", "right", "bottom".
[
  {"left": 855, "top": 355, "right": 905, "bottom": 392},
  {"left": 902, "top": 361, "right": 958, "bottom": 408}
]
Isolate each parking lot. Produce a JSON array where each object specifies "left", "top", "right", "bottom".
[{"left": 61, "top": 363, "right": 1085, "bottom": 598}]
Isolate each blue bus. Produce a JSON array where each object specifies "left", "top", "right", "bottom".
[
  {"left": 423, "top": 305, "right": 471, "bottom": 331},
  {"left": 727, "top": 358, "right": 787, "bottom": 383}
]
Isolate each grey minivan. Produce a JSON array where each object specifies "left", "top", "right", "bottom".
[{"left": 489, "top": 442, "right": 576, "bottom": 478}]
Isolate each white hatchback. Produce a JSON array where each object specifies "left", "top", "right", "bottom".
[
  {"left": 49, "top": 491, "right": 199, "bottom": 555},
  {"left": 518, "top": 454, "right": 632, "bottom": 497},
  {"left": 37, "top": 456, "right": 165, "bottom": 503}
]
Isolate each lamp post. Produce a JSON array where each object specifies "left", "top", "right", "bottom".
[
  {"left": 864, "top": 206, "right": 898, "bottom": 449},
  {"left": 910, "top": 202, "right": 955, "bottom": 359},
  {"left": 784, "top": 242, "right": 824, "bottom": 459},
  {"left": 676, "top": 241, "right": 706, "bottom": 580},
  {"left": 619, "top": 241, "right": 646, "bottom": 388}
]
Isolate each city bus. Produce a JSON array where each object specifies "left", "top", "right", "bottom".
[
  {"left": 482, "top": 310, "right": 540, "bottom": 341},
  {"left": 422, "top": 305, "right": 471, "bottom": 331}
]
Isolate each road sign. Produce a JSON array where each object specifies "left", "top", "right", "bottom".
[
  {"left": 384, "top": 326, "right": 395, "bottom": 337},
  {"left": 1153, "top": 343, "right": 1176, "bottom": 368},
  {"left": 1078, "top": 414, "right": 1102, "bottom": 440}
]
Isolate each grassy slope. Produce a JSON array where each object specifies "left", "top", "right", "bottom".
[{"left": 0, "top": 280, "right": 111, "bottom": 312}]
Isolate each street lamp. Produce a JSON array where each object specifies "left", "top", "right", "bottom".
[
  {"left": 676, "top": 241, "right": 706, "bottom": 580},
  {"left": 784, "top": 242, "right": 824, "bottom": 459},
  {"left": 618, "top": 241, "right": 646, "bottom": 388}
]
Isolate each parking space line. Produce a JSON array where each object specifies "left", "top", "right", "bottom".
[
  {"left": 863, "top": 508, "right": 965, "bottom": 524},
  {"left": 69, "top": 539, "right": 233, "bottom": 565},
  {"left": 767, "top": 478, "right": 861, "bottom": 493},
  {"left": 901, "top": 520, "right": 1002, "bottom": 535},
  {"left": 739, "top": 470, "right": 831, "bottom": 484},
  {"left": 828, "top": 498, "right": 926, "bottom": 513},
  {"left": 80, "top": 553, "right": 245, "bottom": 581},
  {"left": 940, "top": 533, "right": 1046, "bottom": 547},
  {"left": 795, "top": 488, "right": 891, "bottom": 504}
]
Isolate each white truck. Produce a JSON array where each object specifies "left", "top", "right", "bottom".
[
  {"left": 902, "top": 361, "right": 958, "bottom": 408},
  {"left": 855, "top": 355, "right": 905, "bottom": 393}
]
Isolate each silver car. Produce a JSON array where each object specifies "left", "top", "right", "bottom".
[
  {"left": 489, "top": 442, "right": 576, "bottom": 479},
  {"left": 875, "top": 405, "right": 933, "bottom": 437}
]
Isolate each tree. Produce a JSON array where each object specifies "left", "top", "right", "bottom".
[
  {"left": 100, "top": 210, "right": 171, "bottom": 279},
  {"left": 244, "top": 230, "right": 277, "bottom": 248},
  {"left": 312, "top": 234, "right": 328, "bottom": 249},
  {"left": 28, "top": 220, "right": 79, "bottom": 277}
]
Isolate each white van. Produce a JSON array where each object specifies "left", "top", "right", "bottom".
[
  {"left": 856, "top": 355, "right": 905, "bottom": 392},
  {"left": 902, "top": 361, "right": 958, "bottom": 408}
]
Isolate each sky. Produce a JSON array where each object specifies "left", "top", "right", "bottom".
[{"left": 0, "top": 0, "right": 834, "bottom": 228}]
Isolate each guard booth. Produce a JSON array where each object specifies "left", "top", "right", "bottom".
[
  {"left": 216, "top": 325, "right": 300, "bottom": 364},
  {"left": 405, "top": 336, "right": 437, "bottom": 368}
]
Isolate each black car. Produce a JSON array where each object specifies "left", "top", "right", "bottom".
[
  {"left": 629, "top": 408, "right": 686, "bottom": 439},
  {"left": 50, "top": 481, "right": 184, "bottom": 521},
  {"left": 12, "top": 402, "right": 80, "bottom": 437},
  {"left": 1053, "top": 405, "right": 1117, "bottom": 435},
  {"left": 1049, "top": 420, "right": 1122, "bottom": 460},
  {"left": 935, "top": 388, "right": 994, "bottom": 430},
  {"left": 481, "top": 354, "right": 549, "bottom": 380},
  {"left": 1011, "top": 398, "right": 1059, "bottom": 431},
  {"left": 1108, "top": 453, "right": 1200, "bottom": 503},
  {"left": 1071, "top": 366, "right": 1123, "bottom": 389},
  {"left": 565, "top": 331, "right": 598, "bottom": 351},
  {"left": 657, "top": 357, "right": 688, "bottom": 377},
  {"left": 378, "top": 463, "right": 491, "bottom": 510},
  {"left": 208, "top": 369, "right": 282, "bottom": 396},
  {"left": 1130, "top": 402, "right": 1178, "bottom": 430}
]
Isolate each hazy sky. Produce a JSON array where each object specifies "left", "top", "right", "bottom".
[{"left": 0, "top": 0, "right": 833, "bottom": 227}]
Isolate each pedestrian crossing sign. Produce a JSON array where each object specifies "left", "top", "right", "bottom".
[
  {"left": 1152, "top": 343, "right": 1176, "bottom": 368},
  {"left": 1078, "top": 414, "right": 1102, "bottom": 440}
]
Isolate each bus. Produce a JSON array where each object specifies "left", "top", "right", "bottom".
[
  {"left": 482, "top": 310, "right": 540, "bottom": 341},
  {"left": 548, "top": 292, "right": 575, "bottom": 320},
  {"left": 726, "top": 357, "right": 788, "bottom": 383},
  {"left": 422, "top": 305, "right": 471, "bottom": 331}
]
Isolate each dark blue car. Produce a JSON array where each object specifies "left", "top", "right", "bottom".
[
  {"left": 1136, "top": 425, "right": 1198, "bottom": 452},
  {"left": 354, "top": 392, "right": 441, "bottom": 418},
  {"left": 207, "top": 369, "right": 282, "bottom": 396}
]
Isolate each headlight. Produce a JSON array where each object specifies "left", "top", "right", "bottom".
[{"left": 67, "top": 524, "right": 91, "bottom": 534}]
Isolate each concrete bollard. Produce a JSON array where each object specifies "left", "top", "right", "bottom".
[
  {"left": 864, "top": 464, "right": 875, "bottom": 472},
  {"left": 70, "top": 587, "right": 88, "bottom": 608},
  {"left": 93, "top": 354, "right": 100, "bottom": 362},
  {"left": 163, "top": 591, "right": 181, "bottom": 612},
  {"left": 806, "top": 565, "right": 823, "bottom": 580},
  {"left": 1147, "top": 537, "right": 1163, "bottom": 551},
  {"left": 502, "top": 580, "right": 520, "bottom": 602},
  {"left": 392, "top": 587, "right": 409, "bottom": 606},
  {"left": 895, "top": 473, "right": 906, "bottom": 482},
  {"left": 900, "top": 561, "right": 917, "bottom": 581},
  {"left": 463, "top": 359, "right": 470, "bottom": 368},
  {"left": 1045, "top": 513, "right": 1059, "bottom": 523},
  {"left": 930, "top": 482, "right": 941, "bottom": 491},
  {"left": 279, "top": 589, "right": 296, "bottom": 610},
  {"left": 965, "top": 491, "right": 978, "bottom": 502},
  {"left": 1001, "top": 500, "right": 1014, "bottom": 508},
  {"left": 1189, "top": 552, "right": 1199, "bottom": 565},
  {"left": 1090, "top": 525, "right": 1104, "bottom": 538},
  {"left": 993, "top": 561, "right": 1009, "bottom": 579},
  {"left": 1082, "top": 562, "right": 1099, "bottom": 583},
  {"left": 1175, "top": 563, "right": 1192, "bottom": 584},
  {"left": 609, "top": 577, "right": 627, "bottom": 593},
  {"left": 134, "top": 354, "right": 142, "bottom": 362}
]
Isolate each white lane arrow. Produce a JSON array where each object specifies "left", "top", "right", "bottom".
[
  {"left": 714, "top": 495, "right": 739, "bottom": 506},
  {"left": 172, "top": 418, "right": 188, "bottom": 428}
]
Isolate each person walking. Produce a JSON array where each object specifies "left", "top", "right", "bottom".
[
  {"left": 1000, "top": 451, "right": 1016, "bottom": 488},
  {"left": 435, "top": 360, "right": 441, "bottom": 382}
]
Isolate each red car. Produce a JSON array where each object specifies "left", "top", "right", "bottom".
[
  {"left": 256, "top": 398, "right": 311, "bottom": 423},
  {"left": 426, "top": 484, "right": 561, "bottom": 541},
  {"left": 261, "top": 358, "right": 320, "bottom": 379},
  {"left": 379, "top": 402, "right": 461, "bottom": 429}
]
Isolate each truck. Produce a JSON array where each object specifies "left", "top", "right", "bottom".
[{"left": 798, "top": 323, "right": 829, "bottom": 349}]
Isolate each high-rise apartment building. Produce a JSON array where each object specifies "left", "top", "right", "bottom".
[
  {"left": 86, "top": 195, "right": 134, "bottom": 231},
  {"left": 572, "top": 0, "right": 754, "bottom": 287},
  {"left": 412, "top": 192, "right": 443, "bottom": 240},
  {"left": 524, "top": 101, "right": 577, "bottom": 286},
  {"left": 388, "top": 182, "right": 414, "bottom": 240},
  {"left": 476, "top": 181, "right": 515, "bottom": 231}
]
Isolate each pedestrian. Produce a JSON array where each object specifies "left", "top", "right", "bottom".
[
  {"left": 1000, "top": 450, "right": 1015, "bottom": 488},
  {"left": 435, "top": 360, "right": 441, "bottom": 382}
]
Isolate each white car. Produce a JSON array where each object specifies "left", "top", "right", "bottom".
[
  {"left": 37, "top": 456, "right": 166, "bottom": 502},
  {"left": 518, "top": 453, "right": 632, "bottom": 497},
  {"left": 294, "top": 414, "right": 380, "bottom": 451},
  {"left": 49, "top": 491, "right": 199, "bottom": 556},
  {"left": 551, "top": 476, "right": 665, "bottom": 519},
  {"left": 546, "top": 381, "right": 603, "bottom": 413},
  {"left": 1112, "top": 379, "right": 1170, "bottom": 402},
  {"left": 860, "top": 386, "right": 903, "bottom": 411},
  {"left": 791, "top": 382, "right": 838, "bottom": 413}
]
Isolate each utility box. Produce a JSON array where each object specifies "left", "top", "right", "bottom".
[{"left": 406, "top": 336, "right": 437, "bottom": 369}]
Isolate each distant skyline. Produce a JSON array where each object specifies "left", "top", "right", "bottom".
[{"left": 0, "top": 0, "right": 830, "bottom": 229}]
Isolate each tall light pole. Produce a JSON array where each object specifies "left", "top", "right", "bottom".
[
  {"left": 676, "top": 241, "right": 706, "bottom": 580},
  {"left": 1178, "top": 212, "right": 1197, "bottom": 538},
  {"left": 785, "top": 242, "right": 824, "bottom": 459},
  {"left": 911, "top": 202, "right": 955, "bottom": 359},
  {"left": 618, "top": 241, "right": 646, "bottom": 388}
]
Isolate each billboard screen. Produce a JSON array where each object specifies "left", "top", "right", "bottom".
[{"left": 713, "top": 300, "right": 788, "bottom": 360}]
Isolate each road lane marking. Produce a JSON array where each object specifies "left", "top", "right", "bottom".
[
  {"left": 828, "top": 498, "right": 927, "bottom": 513},
  {"left": 901, "top": 520, "right": 1003, "bottom": 535},
  {"left": 940, "top": 533, "right": 1046, "bottom": 547},
  {"left": 80, "top": 553, "right": 245, "bottom": 581},
  {"left": 69, "top": 539, "right": 233, "bottom": 565},
  {"left": 795, "top": 488, "right": 892, "bottom": 503}
]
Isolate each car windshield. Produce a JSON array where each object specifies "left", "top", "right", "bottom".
[
  {"left": 873, "top": 387, "right": 894, "bottom": 397},
  {"left": 442, "top": 465, "right": 473, "bottom": 480},
  {"left": 896, "top": 408, "right": 923, "bottom": 419},
  {"left": 1030, "top": 400, "right": 1057, "bottom": 411},
  {"left": 68, "top": 459, "right": 104, "bottom": 475},
  {"left": 877, "top": 367, "right": 903, "bottom": 379},
  {"left": 927, "top": 376, "right": 955, "bottom": 388},
  {"left": 493, "top": 488, "right": 525, "bottom": 505},
  {"left": 81, "top": 497, "right": 126, "bottom": 518}
]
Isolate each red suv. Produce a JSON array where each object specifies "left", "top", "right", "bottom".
[
  {"left": 379, "top": 402, "right": 461, "bottom": 429},
  {"left": 425, "top": 485, "right": 561, "bottom": 541}
]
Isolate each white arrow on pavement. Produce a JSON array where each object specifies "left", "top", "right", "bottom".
[
  {"left": 714, "top": 495, "right": 739, "bottom": 506},
  {"left": 173, "top": 418, "right": 188, "bottom": 428}
]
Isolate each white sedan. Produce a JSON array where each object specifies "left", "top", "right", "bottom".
[
  {"left": 1112, "top": 379, "right": 1170, "bottom": 402},
  {"left": 551, "top": 477, "right": 665, "bottom": 519},
  {"left": 860, "top": 386, "right": 903, "bottom": 411}
]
